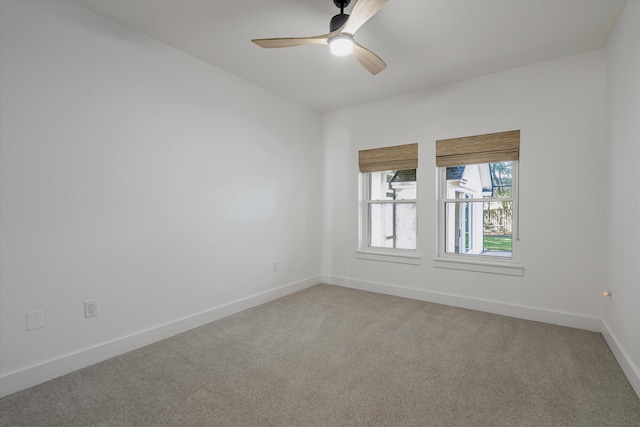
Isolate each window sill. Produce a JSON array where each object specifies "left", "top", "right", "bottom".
[
  {"left": 357, "top": 250, "right": 421, "bottom": 265},
  {"left": 433, "top": 256, "right": 524, "bottom": 276}
]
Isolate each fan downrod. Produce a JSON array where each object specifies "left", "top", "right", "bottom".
[{"left": 330, "top": 0, "right": 351, "bottom": 32}]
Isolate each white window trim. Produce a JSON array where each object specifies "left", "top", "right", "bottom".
[
  {"left": 358, "top": 173, "right": 421, "bottom": 265},
  {"left": 434, "top": 162, "right": 523, "bottom": 276},
  {"left": 433, "top": 256, "right": 523, "bottom": 276},
  {"left": 357, "top": 249, "right": 421, "bottom": 265}
]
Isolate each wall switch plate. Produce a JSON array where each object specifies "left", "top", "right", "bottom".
[
  {"left": 84, "top": 300, "right": 98, "bottom": 318},
  {"left": 26, "top": 310, "right": 45, "bottom": 331}
]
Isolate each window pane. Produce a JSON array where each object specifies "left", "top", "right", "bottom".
[
  {"left": 369, "top": 203, "right": 394, "bottom": 248},
  {"left": 369, "top": 203, "right": 416, "bottom": 250},
  {"left": 395, "top": 203, "right": 417, "bottom": 249},
  {"left": 369, "top": 170, "right": 416, "bottom": 201},
  {"left": 444, "top": 201, "right": 512, "bottom": 257},
  {"left": 445, "top": 162, "right": 512, "bottom": 199}
]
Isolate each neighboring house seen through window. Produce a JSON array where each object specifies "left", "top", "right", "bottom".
[
  {"left": 358, "top": 144, "right": 419, "bottom": 264},
  {"left": 367, "top": 169, "right": 417, "bottom": 250},
  {"left": 435, "top": 131, "right": 523, "bottom": 276},
  {"left": 441, "top": 161, "right": 515, "bottom": 257}
]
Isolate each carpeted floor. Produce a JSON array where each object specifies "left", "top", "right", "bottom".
[{"left": 1, "top": 284, "right": 639, "bottom": 426}]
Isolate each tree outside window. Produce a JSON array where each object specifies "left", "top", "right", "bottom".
[{"left": 443, "top": 161, "right": 515, "bottom": 257}]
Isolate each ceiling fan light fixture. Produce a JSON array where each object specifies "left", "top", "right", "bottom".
[
  {"left": 329, "top": 34, "right": 354, "bottom": 56},
  {"left": 252, "top": 0, "right": 387, "bottom": 74}
]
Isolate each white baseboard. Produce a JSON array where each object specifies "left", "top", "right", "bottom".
[
  {"left": 322, "top": 275, "right": 640, "bottom": 399},
  {"left": 0, "top": 276, "right": 320, "bottom": 398},
  {"left": 4, "top": 275, "right": 638, "bottom": 401},
  {"left": 322, "top": 275, "right": 602, "bottom": 331},
  {"left": 600, "top": 320, "right": 640, "bottom": 398}
]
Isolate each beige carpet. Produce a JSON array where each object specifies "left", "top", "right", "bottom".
[{"left": 1, "top": 284, "right": 639, "bottom": 426}]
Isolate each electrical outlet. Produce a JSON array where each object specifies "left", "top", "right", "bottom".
[
  {"left": 26, "top": 310, "right": 45, "bottom": 331},
  {"left": 84, "top": 300, "right": 98, "bottom": 318}
]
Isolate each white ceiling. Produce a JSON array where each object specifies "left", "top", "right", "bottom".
[{"left": 74, "top": 0, "right": 626, "bottom": 113}]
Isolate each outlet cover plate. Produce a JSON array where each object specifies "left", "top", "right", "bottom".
[
  {"left": 26, "top": 310, "right": 45, "bottom": 331},
  {"left": 84, "top": 300, "right": 98, "bottom": 318}
]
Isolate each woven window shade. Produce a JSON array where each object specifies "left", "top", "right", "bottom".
[
  {"left": 435, "top": 130, "right": 519, "bottom": 167},
  {"left": 359, "top": 143, "right": 418, "bottom": 173}
]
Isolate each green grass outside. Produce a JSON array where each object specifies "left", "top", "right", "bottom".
[{"left": 484, "top": 235, "right": 512, "bottom": 251}]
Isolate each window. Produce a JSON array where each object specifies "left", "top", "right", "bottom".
[
  {"left": 366, "top": 169, "right": 417, "bottom": 250},
  {"left": 441, "top": 161, "right": 516, "bottom": 256},
  {"left": 435, "top": 131, "right": 523, "bottom": 276},
  {"left": 358, "top": 144, "right": 419, "bottom": 264}
]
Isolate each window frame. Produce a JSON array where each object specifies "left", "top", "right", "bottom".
[
  {"left": 434, "top": 161, "right": 523, "bottom": 276},
  {"left": 357, "top": 170, "right": 420, "bottom": 265}
]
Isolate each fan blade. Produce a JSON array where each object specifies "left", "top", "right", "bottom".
[
  {"left": 342, "top": 0, "right": 388, "bottom": 35},
  {"left": 252, "top": 33, "right": 332, "bottom": 48},
  {"left": 352, "top": 41, "right": 386, "bottom": 75}
]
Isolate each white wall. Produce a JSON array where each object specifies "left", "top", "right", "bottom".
[
  {"left": 604, "top": 0, "right": 640, "bottom": 395},
  {"left": 1, "top": 0, "right": 637, "bottom": 400},
  {"left": 0, "top": 0, "right": 322, "bottom": 396},
  {"left": 322, "top": 50, "right": 608, "bottom": 327}
]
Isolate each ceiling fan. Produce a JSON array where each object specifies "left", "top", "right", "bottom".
[{"left": 252, "top": 0, "right": 388, "bottom": 75}]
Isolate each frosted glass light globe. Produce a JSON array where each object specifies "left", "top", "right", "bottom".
[{"left": 329, "top": 34, "right": 354, "bottom": 56}]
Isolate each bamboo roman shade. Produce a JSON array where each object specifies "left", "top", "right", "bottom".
[
  {"left": 435, "top": 130, "right": 520, "bottom": 167},
  {"left": 359, "top": 143, "right": 418, "bottom": 173}
]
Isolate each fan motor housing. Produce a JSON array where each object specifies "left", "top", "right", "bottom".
[
  {"left": 330, "top": 13, "right": 349, "bottom": 32},
  {"left": 331, "top": 0, "right": 351, "bottom": 32}
]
